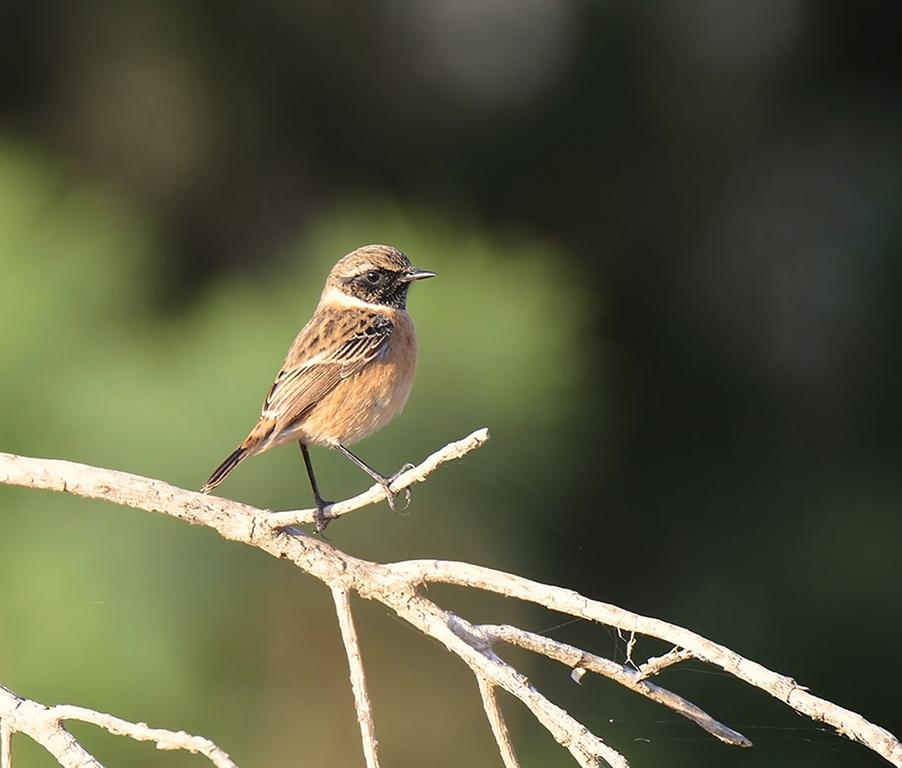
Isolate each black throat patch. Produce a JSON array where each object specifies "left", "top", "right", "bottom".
[{"left": 343, "top": 269, "right": 411, "bottom": 309}]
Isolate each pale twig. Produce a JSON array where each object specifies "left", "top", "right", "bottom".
[
  {"left": 1, "top": 442, "right": 900, "bottom": 768},
  {"left": 265, "top": 428, "right": 490, "bottom": 528},
  {"left": 49, "top": 706, "right": 236, "bottom": 767},
  {"left": 480, "top": 624, "right": 750, "bottom": 747},
  {"left": 397, "top": 603, "right": 628, "bottom": 768},
  {"left": 476, "top": 676, "right": 520, "bottom": 768},
  {"left": 1, "top": 718, "right": 11, "bottom": 768},
  {"left": 0, "top": 685, "right": 236, "bottom": 768},
  {"left": 384, "top": 559, "right": 902, "bottom": 767},
  {"left": 620, "top": 630, "right": 637, "bottom": 669},
  {"left": 637, "top": 647, "right": 694, "bottom": 680},
  {"left": 0, "top": 686, "right": 102, "bottom": 768},
  {"left": 331, "top": 585, "right": 381, "bottom": 768}
]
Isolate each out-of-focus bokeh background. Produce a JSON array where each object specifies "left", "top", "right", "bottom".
[{"left": 1, "top": 2, "right": 901, "bottom": 766}]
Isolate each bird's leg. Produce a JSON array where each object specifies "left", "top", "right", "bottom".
[
  {"left": 337, "top": 445, "right": 411, "bottom": 512},
  {"left": 299, "top": 442, "right": 334, "bottom": 533}
]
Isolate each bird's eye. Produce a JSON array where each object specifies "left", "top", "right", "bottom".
[{"left": 365, "top": 271, "right": 381, "bottom": 285}]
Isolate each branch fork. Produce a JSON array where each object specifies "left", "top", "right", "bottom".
[
  {"left": 264, "top": 428, "right": 490, "bottom": 529},
  {"left": 0, "top": 684, "right": 236, "bottom": 768},
  {"left": 1, "top": 429, "right": 899, "bottom": 768}
]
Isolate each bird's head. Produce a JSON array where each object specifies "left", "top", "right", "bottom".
[{"left": 322, "top": 244, "right": 436, "bottom": 310}]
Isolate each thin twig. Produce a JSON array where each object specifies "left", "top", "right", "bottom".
[
  {"left": 619, "top": 630, "right": 637, "bottom": 669},
  {"left": 637, "top": 647, "right": 694, "bottom": 680},
  {"left": 49, "top": 706, "right": 236, "bottom": 767},
  {"left": 480, "top": 624, "right": 750, "bottom": 747},
  {"left": 424, "top": 613, "right": 628, "bottom": 768},
  {"left": 265, "top": 428, "right": 490, "bottom": 528},
  {"left": 476, "top": 676, "right": 520, "bottom": 768},
  {"left": 1, "top": 438, "right": 900, "bottom": 768},
  {"left": 386, "top": 559, "right": 902, "bottom": 766},
  {"left": 0, "top": 685, "right": 236, "bottom": 768},
  {"left": 0, "top": 686, "right": 103, "bottom": 768},
  {"left": 1, "top": 719, "right": 11, "bottom": 768},
  {"left": 331, "top": 586, "right": 381, "bottom": 768}
]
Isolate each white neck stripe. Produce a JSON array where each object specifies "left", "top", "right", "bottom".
[{"left": 319, "top": 286, "right": 392, "bottom": 312}]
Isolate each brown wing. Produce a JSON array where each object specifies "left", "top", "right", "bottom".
[
  {"left": 260, "top": 311, "right": 394, "bottom": 439},
  {"left": 203, "top": 311, "right": 394, "bottom": 491}
]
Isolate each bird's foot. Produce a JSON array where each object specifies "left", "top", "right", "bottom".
[
  {"left": 313, "top": 497, "right": 336, "bottom": 535},
  {"left": 382, "top": 463, "right": 415, "bottom": 514}
]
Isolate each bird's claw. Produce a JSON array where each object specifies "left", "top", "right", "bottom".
[
  {"left": 384, "top": 485, "right": 411, "bottom": 513},
  {"left": 380, "top": 481, "right": 397, "bottom": 512},
  {"left": 382, "top": 463, "right": 415, "bottom": 514}
]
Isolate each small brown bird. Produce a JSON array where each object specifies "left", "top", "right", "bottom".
[{"left": 201, "top": 244, "right": 435, "bottom": 531}]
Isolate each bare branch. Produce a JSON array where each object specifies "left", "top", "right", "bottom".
[
  {"left": 480, "top": 624, "right": 750, "bottom": 747},
  {"left": 0, "top": 686, "right": 103, "bottom": 768},
  {"left": 1, "top": 439, "right": 900, "bottom": 768},
  {"left": 265, "top": 428, "right": 490, "bottom": 528},
  {"left": 637, "top": 647, "right": 694, "bottom": 680},
  {"left": 1, "top": 718, "right": 12, "bottom": 768},
  {"left": 402, "top": 607, "right": 628, "bottom": 768},
  {"left": 0, "top": 685, "right": 236, "bottom": 768},
  {"left": 385, "top": 559, "right": 902, "bottom": 766},
  {"left": 48, "top": 706, "right": 236, "bottom": 767},
  {"left": 476, "top": 676, "right": 520, "bottom": 768},
  {"left": 331, "top": 586, "right": 381, "bottom": 768}
]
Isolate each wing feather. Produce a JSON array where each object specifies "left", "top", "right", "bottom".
[{"left": 261, "top": 312, "right": 393, "bottom": 438}]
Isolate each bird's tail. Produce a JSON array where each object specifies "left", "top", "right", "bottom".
[{"left": 201, "top": 446, "right": 249, "bottom": 494}]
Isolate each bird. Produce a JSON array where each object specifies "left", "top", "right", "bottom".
[{"left": 201, "top": 244, "right": 436, "bottom": 532}]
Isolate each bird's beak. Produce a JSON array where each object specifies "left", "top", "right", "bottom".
[{"left": 401, "top": 268, "right": 437, "bottom": 282}]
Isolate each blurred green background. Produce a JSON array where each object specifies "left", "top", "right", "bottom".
[{"left": 1, "top": 2, "right": 901, "bottom": 767}]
